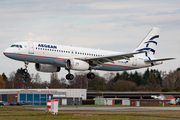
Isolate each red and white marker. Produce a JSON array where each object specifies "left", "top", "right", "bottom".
[
  {"left": 47, "top": 84, "right": 51, "bottom": 114},
  {"left": 47, "top": 99, "right": 51, "bottom": 114}
]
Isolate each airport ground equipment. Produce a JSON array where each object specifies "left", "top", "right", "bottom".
[{"left": 51, "top": 99, "right": 59, "bottom": 114}]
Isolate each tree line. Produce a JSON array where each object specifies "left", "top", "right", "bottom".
[{"left": 0, "top": 67, "right": 180, "bottom": 92}]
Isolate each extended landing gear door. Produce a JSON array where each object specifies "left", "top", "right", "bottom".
[{"left": 28, "top": 42, "right": 34, "bottom": 54}]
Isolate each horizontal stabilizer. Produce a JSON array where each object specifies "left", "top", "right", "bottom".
[{"left": 145, "top": 58, "right": 175, "bottom": 63}]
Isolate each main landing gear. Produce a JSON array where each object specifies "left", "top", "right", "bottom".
[
  {"left": 87, "top": 69, "right": 95, "bottom": 79},
  {"left": 66, "top": 74, "right": 74, "bottom": 80},
  {"left": 87, "top": 72, "right": 95, "bottom": 79},
  {"left": 65, "top": 69, "right": 95, "bottom": 80},
  {"left": 24, "top": 61, "right": 29, "bottom": 73},
  {"left": 66, "top": 69, "right": 74, "bottom": 80}
]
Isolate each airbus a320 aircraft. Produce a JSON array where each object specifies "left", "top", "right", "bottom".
[{"left": 3, "top": 28, "right": 174, "bottom": 80}]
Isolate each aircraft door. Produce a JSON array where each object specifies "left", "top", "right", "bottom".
[
  {"left": 132, "top": 57, "right": 137, "bottom": 66},
  {"left": 75, "top": 51, "right": 78, "bottom": 56},
  {"left": 28, "top": 42, "right": 34, "bottom": 54},
  {"left": 71, "top": 50, "right": 74, "bottom": 56}
]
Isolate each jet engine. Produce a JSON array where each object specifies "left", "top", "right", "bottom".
[
  {"left": 35, "top": 63, "right": 60, "bottom": 72},
  {"left": 66, "top": 59, "right": 90, "bottom": 70}
]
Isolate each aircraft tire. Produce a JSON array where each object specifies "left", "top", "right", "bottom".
[
  {"left": 24, "top": 69, "right": 28, "bottom": 73},
  {"left": 66, "top": 74, "right": 74, "bottom": 80},
  {"left": 69, "top": 74, "right": 74, "bottom": 80},
  {"left": 87, "top": 73, "right": 95, "bottom": 79}
]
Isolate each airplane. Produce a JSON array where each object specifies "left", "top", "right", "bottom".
[{"left": 3, "top": 28, "right": 175, "bottom": 80}]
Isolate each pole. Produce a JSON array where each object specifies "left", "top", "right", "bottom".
[{"left": 47, "top": 84, "right": 51, "bottom": 114}]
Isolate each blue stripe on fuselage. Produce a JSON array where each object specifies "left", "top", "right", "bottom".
[
  {"left": 4, "top": 53, "right": 66, "bottom": 67},
  {"left": 4, "top": 53, "right": 139, "bottom": 71}
]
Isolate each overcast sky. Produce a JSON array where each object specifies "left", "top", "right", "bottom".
[{"left": 0, "top": 0, "right": 180, "bottom": 82}]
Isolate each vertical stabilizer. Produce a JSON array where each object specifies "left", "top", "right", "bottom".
[{"left": 133, "top": 27, "right": 161, "bottom": 58}]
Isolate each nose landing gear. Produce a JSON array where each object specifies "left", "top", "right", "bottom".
[{"left": 24, "top": 61, "right": 29, "bottom": 73}]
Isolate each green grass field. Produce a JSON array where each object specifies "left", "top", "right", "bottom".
[{"left": 0, "top": 105, "right": 180, "bottom": 120}]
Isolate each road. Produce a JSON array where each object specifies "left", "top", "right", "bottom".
[{"left": 32, "top": 106, "right": 180, "bottom": 111}]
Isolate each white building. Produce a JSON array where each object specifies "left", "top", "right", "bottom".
[{"left": 0, "top": 89, "right": 86, "bottom": 104}]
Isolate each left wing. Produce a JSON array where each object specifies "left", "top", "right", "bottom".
[{"left": 79, "top": 51, "right": 145, "bottom": 66}]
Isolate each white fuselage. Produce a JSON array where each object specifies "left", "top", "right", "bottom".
[{"left": 3, "top": 41, "right": 152, "bottom": 72}]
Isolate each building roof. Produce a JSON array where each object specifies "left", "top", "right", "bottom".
[{"left": 162, "top": 95, "right": 175, "bottom": 99}]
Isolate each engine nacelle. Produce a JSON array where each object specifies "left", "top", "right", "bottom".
[
  {"left": 35, "top": 63, "right": 60, "bottom": 72},
  {"left": 66, "top": 59, "right": 90, "bottom": 71}
]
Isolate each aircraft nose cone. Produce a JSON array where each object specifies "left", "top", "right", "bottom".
[{"left": 3, "top": 48, "right": 11, "bottom": 57}]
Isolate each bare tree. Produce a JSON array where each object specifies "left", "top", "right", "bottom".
[
  {"left": 31, "top": 73, "right": 42, "bottom": 88},
  {"left": 113, "top": 80, "right": 136, "bottom": 91},
  {"left": 59, "top": 77, "right": 67, "bottom": 88},
  {"left": 103, "top": 72, "right": 115, "bottom": 83},
  {"left": 0, "top": 75, "right": 5, "bottom": 88},
  {"left": 162, "top": 70, "right": 180, "bottom": 90},
  {"left": 8, "top": 71, "right": 16, "bottom": 88},
  {"left": 50, "top": 72, "right": 60, "bottom": 88},
  {"left": 69, "top": 73, "right": 88, "bottom": 89}
]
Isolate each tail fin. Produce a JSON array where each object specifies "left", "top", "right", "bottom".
[{"left": 133, "top": 27, "right": 161, "bottom": 58}]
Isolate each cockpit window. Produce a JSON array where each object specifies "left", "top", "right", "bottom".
[
  {"left": 11, "top": 44, "right": 23, "bottom": 48},
  {"left": 10, "top": 45, "right": 16, "bottom": 47}
]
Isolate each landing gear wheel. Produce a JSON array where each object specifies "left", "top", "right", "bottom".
[
  {"left": 24, "top": 69, "right": 28, "bottom": 73},
  {"left": 66, "top": 74, "right": 74, "bottom": 80},
  {"left": 87, "top": 73, "right": 95, "bottom": 79},
  {"left": 23, "top": 61, "right": 29, "bottom": 73}
]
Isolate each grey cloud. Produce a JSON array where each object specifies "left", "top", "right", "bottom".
[{"left": 0, "top": 0, "right": 179, "bottom": 81}]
